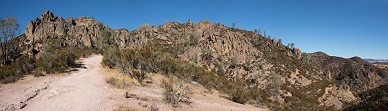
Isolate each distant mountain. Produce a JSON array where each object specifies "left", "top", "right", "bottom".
[{"left": 364, "top": 59, "right": 388, "bottom": 64}]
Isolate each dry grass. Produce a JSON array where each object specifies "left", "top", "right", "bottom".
[
  {"left": 114, "top": 106, "right": 140, "bottom": 111},
  {"left": 101, "top": 67, "right": 141, "bottom": 88}
]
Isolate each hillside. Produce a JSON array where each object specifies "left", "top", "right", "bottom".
[
  {"left": 344, "top": 83, "right": 388, "bottom": 110},
  {"left": 1, "top": 10, "right": 388, "bottom": 110}
]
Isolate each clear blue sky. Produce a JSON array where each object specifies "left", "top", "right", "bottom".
[{"left": 1, "top": 0, "right": 387, "bottom": 59}]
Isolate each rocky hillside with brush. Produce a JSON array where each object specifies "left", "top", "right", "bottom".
[{"left": 2, "top": 10, "right": 388, "bottom": 110}]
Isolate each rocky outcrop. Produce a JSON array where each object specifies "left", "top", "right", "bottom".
[
  {"left": 123, "top": 20, "right": 265, "bottom": 81},
  {"left": 318, "top": 84, "right": 356, "bottom": 110},
  {"left": 24, "top": 10, "right": 114, "bottom": 55}
]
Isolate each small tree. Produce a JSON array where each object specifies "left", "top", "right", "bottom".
[
  {"left": 267, "top": 72, "right": 281, "bottom": 97},
  {"left": 0, "top": 17, "right": 20, "bottom": 64},
  {"left": 287, "top": 43, "right": 295, "bottom": 49},
  {"left": 201, "top": 49, "right": 213, "bottom": 61},
  {"left": 254, "top": 28, "right": 262, "bottom": 35},
  {"left": 187, "top": 19, "right": 193, "bottom": 26},
  {"left": 278, "top": 39, "right": 282, "bottom": 46}
]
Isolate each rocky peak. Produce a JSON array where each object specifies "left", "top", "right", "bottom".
[
  {"left": 198, "top": 20, "right": 213, "bottom": 30},
  {"left": 24, "top": 10, "right": 112, "bottom": 55},
  {"left": 137, "top": 24, "right": 152, "bottom": 31},
  {"left": 41, "top": 10, "right": 56, "bottom": 22}
]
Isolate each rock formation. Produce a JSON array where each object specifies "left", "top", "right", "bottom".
[{"left": 24, "top": 10, "right": 112, "bottom": 55}]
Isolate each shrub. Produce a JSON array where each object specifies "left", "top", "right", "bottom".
[
  {"left": 0, "top": 55, "right": 34, "bottom": 83},
  {"left": 14, "top": 55, "right": 35, "bottom": 76},
  {"left": 101, "top": 47, "right": 120, "bottom": 69},
  {"left": 230, "top": 87, "right": 254, "bottom": 104},
  {"left": 36, "top": 49, "right": 76, "bottom": 73},
  {"left": 35, "top": 47, "right": 92, "bottom": 74},
  {"left": 201, "top": 49, "right": 213, "bottom": 61},
  {"left": 243, "top": 56, "right": 252, "bottom": 71},
  {"left": 162, "top": 76, "right": 191, "bottom": 107},
  {"left": 1, "top": 76, "right": 17, "bottom": 84},
  {"left": 214, "top": 62, "right": 224, "bottom": 75},
  {"left": 41, "top": 36, "right": 65, "bottom": 52},
  {"left": 229, "top": 57, "right": 238, "bottom": 69},
  {"left": 105, "top": 77, "right": 119, "bottom": 86},
  {"left": 266, "top": 72, "right": 281, "bottom": 97},
  {"left": 105, "top": 75, "right": 133, "bottom": 88},
  {"left": 189, "top": 34, "right": 199, "bottom": 46}
]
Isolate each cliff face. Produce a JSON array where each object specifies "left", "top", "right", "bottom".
[
  {"left": 24, "top": 11, "right": 115, "bottom": 55},
  {"left": 21, "top": 11, "right": 388, "bottom": 109}
]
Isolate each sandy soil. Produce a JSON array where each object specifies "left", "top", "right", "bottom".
[{"left": 0, "top": 55, "right": 268, "bottom": 111}]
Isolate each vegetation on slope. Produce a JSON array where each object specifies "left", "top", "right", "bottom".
[
  {"left": 344, "top": 84, "right": 388, "bottom": 110},
  {"left": 0, "top": 35, "right": 95, "bottom": 83},
  {"left": 101, "top": 43, "right": 263, "bottom": 105}
]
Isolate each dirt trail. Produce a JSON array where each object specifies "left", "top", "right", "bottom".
[{"left": 0, "top": 55, "right": 115, "bottom": 111}]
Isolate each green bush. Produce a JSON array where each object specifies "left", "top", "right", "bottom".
[
  {"left": 0, "top": 55, "right": 34, "bottom": 83},
  {"left": 101, "top": 47, "right": 120, "bottom": 69},
  {"left": 36, "top": 49, "right": 75, "bottom": 73},
  {"left": 0, "top": 65, "right": 17, "bottom": 83},
  {"left": 344, "top": 84, "right": 388, "bottom": 111},
  {"left": 36, "top": 47, "right": 94, "bottom": 74}
]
